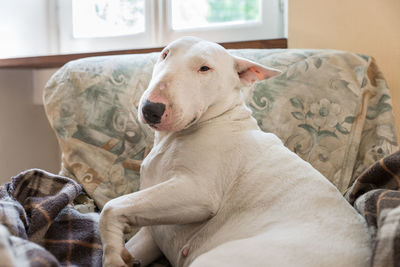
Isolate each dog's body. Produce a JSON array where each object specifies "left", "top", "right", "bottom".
[{"left": 99, "top": 37, "right": 371, "bottom": 267}]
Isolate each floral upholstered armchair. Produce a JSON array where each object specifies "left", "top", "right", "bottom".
[{"left": 44, "top": 48, "right": 398, "bottom": 212}]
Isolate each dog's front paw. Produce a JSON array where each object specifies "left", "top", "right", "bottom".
[{"left": 103, "top": 246, "right": 137, "bottom": 267}]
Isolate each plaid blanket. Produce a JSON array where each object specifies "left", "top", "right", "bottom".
[
  {"left": 0, "top": 169, "right": 102, "bottom": 267},
  {"left": 4, "top": 152, "right": 400, "bottom": 267},
  {"left": 346, "top": 150, "right": 400, "bottom": 267}
]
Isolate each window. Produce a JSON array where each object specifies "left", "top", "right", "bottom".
[
  {"left": 72, "top": 0, "right": 146, "bottom": 38},
  {"left": 58, "top": 0, "right": 286, "bottom": 54},
  {"left": 171, "top": 0, "right": 261, "bottom": 30}
]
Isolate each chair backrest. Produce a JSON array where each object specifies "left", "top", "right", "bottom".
[{"left": 44, "top": 49, "right": 398, "bottom": 208}]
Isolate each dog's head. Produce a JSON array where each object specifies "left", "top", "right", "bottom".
[{"left": 138, "top": 36, "right": 281, "bottom": 132}]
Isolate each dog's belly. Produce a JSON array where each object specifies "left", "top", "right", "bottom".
[
  {"left": 151, "top": 177, "right": 370, "bottom": 267},
  {"left": 150, "top": 144, "right": 370, "bottom": 267},
  {"left": 142, "top": 128, "right": 371, "bottom": 267},
  {"left": 150, "top": 223, "right": 208, "bottom": 266}
]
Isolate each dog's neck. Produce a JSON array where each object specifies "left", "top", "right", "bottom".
[
  {"left": 197, "top": 90, "right": 243, "bottom": 125},
  {"left": 153, "top": 97, "right": 257, "bottom": 145}
]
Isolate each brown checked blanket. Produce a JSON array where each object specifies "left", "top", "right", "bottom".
[
  {"left": 2, "top": 151, "right": 400, "bottom": 267},
  {"left": 346, "top": 150, "right": 400, "bottom": 267},
  {"left": 0, "top": 169, "right": 102, "bottom": 267}
]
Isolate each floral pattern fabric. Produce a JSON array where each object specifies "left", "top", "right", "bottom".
[{"left": 44, "top": 49, "right": 398, "bottom": 208}]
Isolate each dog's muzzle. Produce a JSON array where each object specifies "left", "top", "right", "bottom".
[{"left": 142, "top": 100, "right": 166, "bottom": 125}]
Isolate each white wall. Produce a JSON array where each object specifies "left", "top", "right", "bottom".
[
  {"left": 288, "top": 0, "right": 400, "bottom": 142},
  {"left": 0, "top": 69, "right": 60, "bottom": 184},
  {"left": 0, "top": 0, "right": 54, "bottom": 58}
]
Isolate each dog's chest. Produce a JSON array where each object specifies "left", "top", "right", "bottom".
[
  {"left": 139, "top": 137, "right": 179, "bottom": 188},
  {"left": 139, "top": 141, "right": 216, "bottom": 265}
]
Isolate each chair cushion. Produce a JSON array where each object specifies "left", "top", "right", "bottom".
[{"left": 44, "top": 49, "right": 398, "bottom": 208}]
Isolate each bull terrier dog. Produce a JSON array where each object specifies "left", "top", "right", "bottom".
[{"left": 99, "top": 37, "right": 371, "bottom": 267}]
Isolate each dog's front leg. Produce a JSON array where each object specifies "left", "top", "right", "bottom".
[{"left": 99, "top": 176, "right": 221, "bottom": 267}]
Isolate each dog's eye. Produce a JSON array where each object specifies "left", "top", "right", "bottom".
[
  {"left": 161, "top": 50, "right": 169, "bottom": 60},
  {"left": 199, "top": 66, "right": 210, "bottom": 72}
]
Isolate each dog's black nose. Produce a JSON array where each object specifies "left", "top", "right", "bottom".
[{"left": 142, "top": 100, "right": 166, "bottom": 124}]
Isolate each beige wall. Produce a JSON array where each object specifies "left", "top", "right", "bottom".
[
  {"left": 288, "top": 0, "right": 400, "bottom": 142},
  {"left": 0, "top": 69, "right": 60, "bottom": 184}
]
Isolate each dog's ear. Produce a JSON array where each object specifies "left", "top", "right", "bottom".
[{"left": 233, "top": 56, "right": 282, "bottom": 86}]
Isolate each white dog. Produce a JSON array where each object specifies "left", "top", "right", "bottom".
[{"left": 99, "top": 37, "right": 371, "bottom": 267}]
